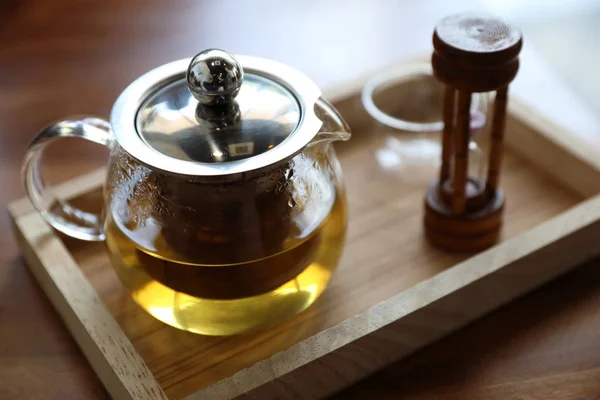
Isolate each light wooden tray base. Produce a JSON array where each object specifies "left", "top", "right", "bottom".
[{"left": 10, "top": 69, "right": 600, "bottom": 399}]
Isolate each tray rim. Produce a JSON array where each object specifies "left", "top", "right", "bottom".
[{"left": 9, "top": 87, "right": 600, "bottom": 399}]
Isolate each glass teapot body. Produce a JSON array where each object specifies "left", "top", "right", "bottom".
[
  {"left": 104, "top": 111, "right": 348, "bottom": 335},
  {"left": 23, "top": 51, "right": 351, "bottom": 335}
]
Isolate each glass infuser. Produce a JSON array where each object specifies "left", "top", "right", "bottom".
[
  {"left": 23, "top": 49, "right": 351, "bottom": 335},
  {"left": 361, "top": 63, "right": 491, "bottom": 184}
]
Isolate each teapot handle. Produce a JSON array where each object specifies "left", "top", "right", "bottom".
[{"left": 22, "top": 118, "right": 111, "bottom": 241}]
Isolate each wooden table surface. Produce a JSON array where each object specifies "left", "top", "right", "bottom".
[{"left": 2, "top": 1, "right": 600, "bottom": 399}]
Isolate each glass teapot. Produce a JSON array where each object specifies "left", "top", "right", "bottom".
[{"left": 23, "top": 49, "right": 351, "bottom": 335}]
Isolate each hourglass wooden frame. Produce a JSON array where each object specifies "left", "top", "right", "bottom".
[{"left": 424, "top": 15, "right": 523, "bottom": 252}]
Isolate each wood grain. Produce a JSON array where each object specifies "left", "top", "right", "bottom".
[
  {"left": 505, "top": 100, "right": 600, "bottom": 197},
  {"left": 451, "top": 90, "right": 471, "bottom": 214},
  {"left": 440, "top": 86, "right": 455, "bottom": 182},
  {"left": 10, "top": 85, "right": 600, "bottom": 398},
  {"left": 333, "top": 254, "right": 600, "bottom": 400},
  {"left": 487, "top": 86, "right": 508, "bottom": 189},
  {"left": 10, "top": 212, "right": 166, "bottom": 400}
]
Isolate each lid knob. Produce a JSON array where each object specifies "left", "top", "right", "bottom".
[{"left": 186, "top": 49, "right": 244, "bottom": 105}]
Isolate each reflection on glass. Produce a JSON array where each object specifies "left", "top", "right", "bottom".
[{"left": 363, "top": 63, "right": 490, "bottom": 186}]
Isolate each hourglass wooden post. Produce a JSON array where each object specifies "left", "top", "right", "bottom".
[{"left": 424, "top": 14, "right": 522, "bottom": 252}]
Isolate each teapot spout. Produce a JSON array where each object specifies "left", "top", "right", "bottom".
[
  {"left": 309, "top": 130, "right": 351, "bottom": 147},
  {"left": 309, "top": 97, "right": 352, "bottom": 147}
]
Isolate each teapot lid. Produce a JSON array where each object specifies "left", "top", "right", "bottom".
[{"left": 111, "top": 49, "right": 323, "bottom": 177}]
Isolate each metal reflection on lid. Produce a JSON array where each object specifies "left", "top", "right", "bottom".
[{"left": 136, "top": 49, "right": 301, "bottom": 164}]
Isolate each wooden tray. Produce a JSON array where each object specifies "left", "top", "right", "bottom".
[{"left": 10, "top": 68, "right": 600, "bottom": 399}]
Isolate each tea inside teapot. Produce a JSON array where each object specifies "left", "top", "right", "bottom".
[{"left": 105, "top": 141, "right": 346, "bottom": 334}]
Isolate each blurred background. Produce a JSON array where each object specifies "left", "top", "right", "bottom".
[{"left": 2, "top": 0, "right": 600, "bottom": 186}]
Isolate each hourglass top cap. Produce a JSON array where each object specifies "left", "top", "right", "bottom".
[
  {"left": 434, "top": 13, "right": 522, "bottom": 66},
  {"left": 432, "top": 13, "right": 522, "bottom": 91},
  {"left": 186, "top": 49, "right": 244, "bottom": 106}
]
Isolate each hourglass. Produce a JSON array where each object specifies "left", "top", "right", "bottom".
[{"left": 424, "top": 14, "right": 522, "bottom": 252}]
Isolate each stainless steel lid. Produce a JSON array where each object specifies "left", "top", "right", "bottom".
[{"left": 111, "top": 49, "right": 323, "bottom": 177}]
